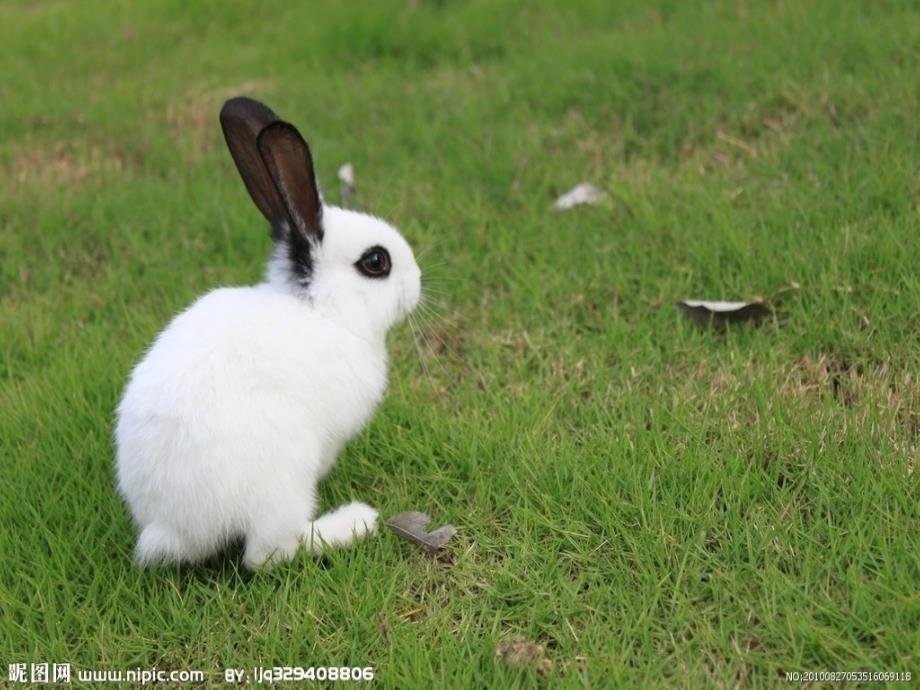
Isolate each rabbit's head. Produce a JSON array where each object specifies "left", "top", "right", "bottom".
[{"left": 220, "top": 97, "right": 421, "bottom": 337}]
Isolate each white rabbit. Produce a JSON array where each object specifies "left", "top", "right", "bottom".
[{"left": 115, "top": 97, "right": 421, "bottom": 569}]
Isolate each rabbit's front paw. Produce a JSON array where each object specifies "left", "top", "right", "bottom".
[
  {"left": 343, "top": 501, "right": 378, "bottom": 537},
  {"left": 307, "top": 501, "right": 378, "bottom": 551}
]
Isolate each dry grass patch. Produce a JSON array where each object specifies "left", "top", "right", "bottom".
[
  {"left": 6, "top": 140, "right": 128, "bottom": 189},
  {"left": 164, "top": 80, "right": 273, "bottom": 158},
  {"left": 495, "top": 635, "right": 553, "bottom": 676},
  {"left": 652, "top": 355, "right": 918, "bottom": 461}
]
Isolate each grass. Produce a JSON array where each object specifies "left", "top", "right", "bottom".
[{"left": 1, "top": 0, "right": 918, "bottom": 687}]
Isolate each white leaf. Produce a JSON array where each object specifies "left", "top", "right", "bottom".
[
  {"left": 553, "top": 183, "right": 607, "bottom": 210},
  {"left": 337, "top": 163, "right": 354, "bottom": 186},
  {"left": 681, "top": 300, "right": 755, "bottom": 311},
  {"left": 338, "top": 163, "right": 355, "bottom": 207},
  {"left": 677, "top": 299, "right": 771, "bottom": 327}
]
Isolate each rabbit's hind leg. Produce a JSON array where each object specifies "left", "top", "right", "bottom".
[
  {"left": 241, "top": 461, "right": 322, "bottom": 569},
  {"left": 135, "top": 522, "right": 199, "bottom": 566},
  {"left": 243, "top": 501, "right": 310, "bottom": 570}
]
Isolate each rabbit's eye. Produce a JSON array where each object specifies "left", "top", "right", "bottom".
[{"left": 355, "top": 246, "right": 391, "bottom": 278}]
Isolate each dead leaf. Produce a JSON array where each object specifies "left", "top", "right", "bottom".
[
  {"left": 386, "top": 511, "right": 456, "bottom": 552},
  {"left": 496, "top": 636, "right": 553, "bottom": 676},
  {"left": 376, "top": 614, "right": 389, "bottom": 643},
  {"left": 398, "top": 607, "right": 425, "bottom": 620},
  {"left": 553, "top": 183, "right": 606, "bottom": 210},
  {"left": 676, "top": 299, "right": 771, "bottom": 328}
]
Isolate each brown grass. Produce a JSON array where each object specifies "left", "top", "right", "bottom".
[
  {"left": 651, "top": 354, "right": 919, "bottom": 466},
  {"left": 6, "top": 140, "right": 127, "bottom": 189},
  {"left": 495, "top": 635, "right": 553, "bottom": 676},
  {"left": 164, "top": 80, "right": 273, "bottom": 159}
]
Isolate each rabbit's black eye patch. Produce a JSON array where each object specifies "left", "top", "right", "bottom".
[{"left": 355, "top": 246, "right": 391, "bottom": 278}]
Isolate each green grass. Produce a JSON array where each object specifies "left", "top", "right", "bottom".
[{"left": 1, "top": 0, "right": 918, "bottom": 687}]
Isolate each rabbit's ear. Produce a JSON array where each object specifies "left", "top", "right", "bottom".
[
  {"left": 219, "top": 97, "right": 288, "bottom": 235},
  {"left": 257, "top": 121, "right": 324, "bottom": 244}
]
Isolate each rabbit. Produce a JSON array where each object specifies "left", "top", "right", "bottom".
[{"left": 115, "top": 97, "right": 421, "bottom": 569}]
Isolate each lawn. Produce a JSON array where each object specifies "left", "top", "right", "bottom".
[{"left": 1, "top": 0, "right": 918, "bottom": 687}]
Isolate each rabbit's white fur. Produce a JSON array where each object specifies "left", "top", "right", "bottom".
[{"left": 116, "top": 206, "right": 421, "bottom": 568}]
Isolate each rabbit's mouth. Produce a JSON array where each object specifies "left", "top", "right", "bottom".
[{"left": 398, "top": 268, "right": 423, "bottom": 320}]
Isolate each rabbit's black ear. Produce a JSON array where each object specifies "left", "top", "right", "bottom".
[
  {"left": 219, "top": 97, "right": 288, "bottom": 237},
  {"left": 256, "top": 121, "right": 324, "bottom": 244}
]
